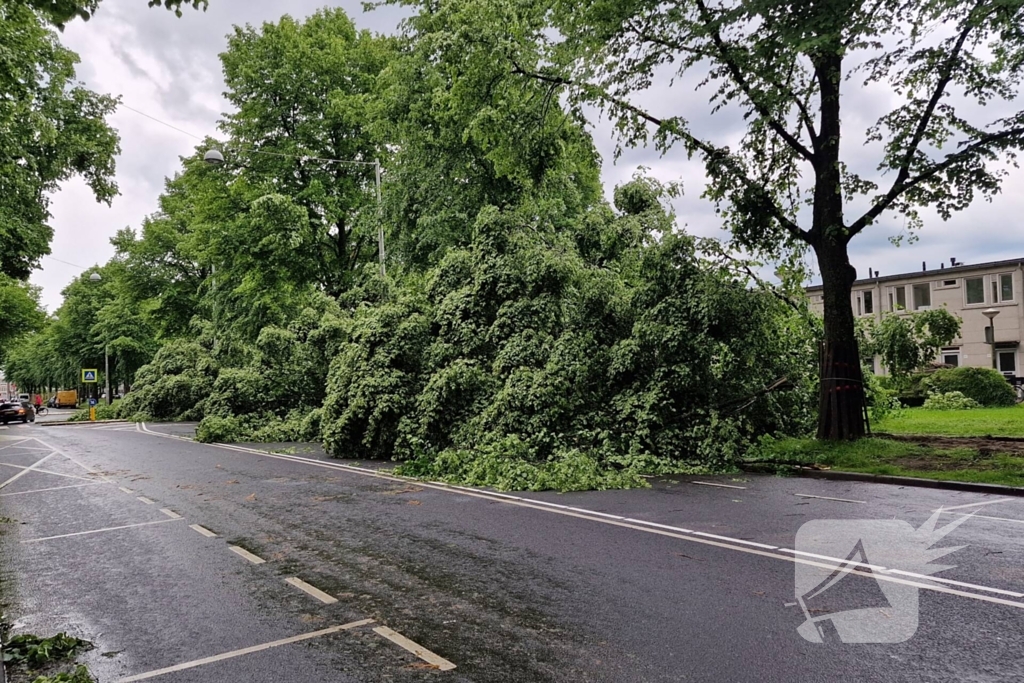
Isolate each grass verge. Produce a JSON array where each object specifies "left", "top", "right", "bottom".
[
  {"left": 751, "top": 436, "right": 1024, "bottom": 488},
  {"left": 876, "top": 405, "right": 1024, "bottom": 437}
]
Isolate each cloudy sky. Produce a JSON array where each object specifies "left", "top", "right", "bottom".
[{"left": 33, "top": 0, "right": 1024, "bottom": 310}]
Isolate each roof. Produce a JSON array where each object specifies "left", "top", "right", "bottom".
[{"left": 804, "top": 257, "right": 1024, "bottom": 292}]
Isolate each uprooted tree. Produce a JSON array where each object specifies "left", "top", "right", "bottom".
[{"left": 404, "top": 0, "right": 1024, "bottom": 439}]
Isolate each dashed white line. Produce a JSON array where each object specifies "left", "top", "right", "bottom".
[
  {"left": 228, "top": 546, "right": 266, "bottom": 565},
  {"left": 794, "top": 493, "right": 866, "bottom": 504},
  {"left": 285, "top": 577, "right": 337, "bottom": 604},
  {"left": 159, "top": 508, "right": 182, "bottom": 520},
  {"left": 119, "top": 487, "right": 133, "bottom": 494},
  {"left": 21, "top": 518, "right": 181, "bottom": 543},
  {"left": 939, "top": 498, "right": 1015, "bottom": 512},
  {"left": 691, "top": 481, "right": 747, "bottom": 490},
  {"left": 189, "top": 524, "right": 217, "bottom": 538},
  {"left": 0, "top": 482, "right": 104, "bottom": 497},
  {"left": 372, "top": 625, "right": 456, "bottom": 671},
  {"left": 113, "top": 620, "right": 375, "bottom": 682},
  {"left": 137, "top": 496, "right": 155, "bottom": 505}
]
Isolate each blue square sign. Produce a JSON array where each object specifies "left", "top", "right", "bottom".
[{"left": 89, "top": 398, "right": 98, "bottom": 407}]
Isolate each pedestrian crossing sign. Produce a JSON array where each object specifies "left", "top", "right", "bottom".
[{"left": 82, "top": 369, "right": 98, "bottom": 383}]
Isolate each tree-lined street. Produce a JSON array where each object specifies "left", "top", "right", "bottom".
[{"left": 1, "top": 424, "right": 1023, "bottom": 681}]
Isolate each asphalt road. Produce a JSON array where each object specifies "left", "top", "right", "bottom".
[{"left": 1, "top": 421, "right": 1023, "bottom": 682}]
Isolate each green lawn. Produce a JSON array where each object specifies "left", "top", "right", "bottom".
[
  {"left": 751, "top": 436, "right": 1024, "bottom": 487},
  {"left": 875, "top": 405, "right": 1024, "bottom": 437}
]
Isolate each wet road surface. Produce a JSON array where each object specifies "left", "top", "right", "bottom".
[{"left": 1, "top": 422, "right": 1023, "bottom": 682}]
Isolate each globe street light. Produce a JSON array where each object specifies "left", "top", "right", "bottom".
[
  {"left": 87, "top": 272, "right": 112, "bottom": 405},
  {"left": 982, "top": 308, "right": 1000, "bottom": 370},
  {"left": 204, "top": 147, "right": 385, "bottom": 277}
]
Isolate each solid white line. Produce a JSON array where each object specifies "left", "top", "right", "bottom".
[
  {"left": 0, "top": 482, "right": 104, "bottom": 497},
  {"left": 939, "top": 512, "right": 1024, "bottom": 526},
  {"left": 886, "top": 569, "right": 1024, "bottom": 598},
  {"left": 137, "top": 427, "right": 1024, "bottom": 610},
  {"left": 189, "top": 524, "right": 216, "bottom": 538},
  {"left": 939, "top": 498, "right": 1015, "bottom": 512},
  {"left": 285, "top": 577, "right": 337, "bottom": 604},
  {"left": 691, "top": 481, "right": 747, "bottom": 490},
  {"left": 0, "top": 452, "right": 56, "bottom": 490},
  {"left": 113, "top": 620, "right": 375, "bottom": 682},
  {"left": 31, "top": 436, "right": 118, "bottom": 484},
  {"left": 229, "top": 546, "right": 266, "bottom": 565},
  {"left": 21, "top": 518, "right": 181, "bottom": 543},
  {"left": 794, "top": 493, "right": 867, "bottom": 504},
  {"left": 119, "top": 487, "right": 133, "bottom": 494},
  {"left": 691, "top": 532, "right": 778, "bottom": 550},
  {"left": 137, "top": 496, "right": 155, "bottom": 505},
  {"left": 0, "top": 439, "right": 32, "bottom": 451},
  {"left": 372, "top": 626, "right": 456, "bottom": 671},
  {"left": 0, "top": 462, "right": 96, "bottom": 483},
  {"left": 159, "top": 508, "right": 182, "bottom": 520}
]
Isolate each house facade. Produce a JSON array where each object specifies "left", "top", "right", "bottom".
[{"left": 805, "top": 258, "right": 1024, "bottom": 378}]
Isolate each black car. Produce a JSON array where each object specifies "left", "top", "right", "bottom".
[{"left": 0, "top": 401, "right": 35, "bottom": 425}]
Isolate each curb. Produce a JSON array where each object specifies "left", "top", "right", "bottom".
[
  {"left": 740, "top": 462, "right": 1024, "bottom": 497},
  {"left": 37, "top": 419, "right": 134, "bottom": 427}
]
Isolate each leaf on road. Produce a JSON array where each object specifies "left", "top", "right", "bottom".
[
  {"left": 407, "top": 500, "right": 422, "bottom": 505},
  {"left": 245, "top": 493, "right": 257, "bottom": 502}
]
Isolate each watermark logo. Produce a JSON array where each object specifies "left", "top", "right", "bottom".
[{"left": 794, "top": 510, "right": 970, "bottom": 643}]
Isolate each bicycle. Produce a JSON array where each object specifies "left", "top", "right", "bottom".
[{"left": 34, "top": 405, "right": 48, "bottom": 417}]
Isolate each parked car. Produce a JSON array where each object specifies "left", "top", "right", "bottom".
[{"left": 0, "top": 401, "right": 36, "bottom": 425}]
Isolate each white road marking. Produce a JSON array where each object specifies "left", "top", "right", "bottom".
[
  {"left": 22, "top": 518, "right": 181, "bottom": 543},
  {"left": 31, "top": 436, "right": 118, "bottom": 484},
  {"left": 189, "top": 524, "right": 216, "bottom": 538},
  {"left": 0, "top": 439, "right": 32, "bottom": 451},
  {"left": 939, "top": 498, "right": 1015, "bottom": 512},
  {"left": 136, "top": 496, "right": 155, "bottom": 505},
  {"left": 0, "top": 462, "right": 96, "bottom": 483},
  {"left": 119, "top": 487, "right": 134, "bottom": 494},
  {"left": 691, "top": 481, "right": 747, "bottom": 489},
  {"left": 285, "top": 577, "right": 337, "bottom": 604},
  {"left": 886, "top": 569, "right": 1024, "bottom": 598},
  {"left": 159, "top": 508, "right": 182, "bottom": 520},
  {"left": 794, "top": 493, "right": 867, "bottom": 504},
  {"left": 137, "top": 426, "right": 1024, "bottom": 610},
  {"left": 939, "top": 512, "right": 1024, "bottom": 526},
  {"left": 228, "top": 546, "right": 266, "bottom": 564},
  {"left": 372, "top": 625, "right": 456, "bottom": 671},
  {"left": 0, "top": 482, "right": 104, "bottom": 497},
  {"left": 0, "top": 441, "right": 47, "bottom": 452},
  {"left": 0, "top": 452, "right": 56, "bottom": 490},
  {"left": 113, "top": 620, "right": 375, "bottom": 683}
]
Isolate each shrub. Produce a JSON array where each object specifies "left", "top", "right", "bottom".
[
  {"left": 863, "top": 366, "right": 904, "bottom": 423},
  {"left": 926, "top": 366, "right": 1016, "bottom": 407},
  {"left": 922, "top": 391, "right": 981, "bottom": 411}
]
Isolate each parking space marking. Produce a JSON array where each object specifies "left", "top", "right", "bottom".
[
  {"left": 285, "top": 577, "right": 337, "bottom": 604},
  {"left": 22, "top": 518, "right": 182, "bottom": 544},
  {"left": 159, "top": 508, "right": 182, "bottom": 520},
  {"left": 189, "top": 524, "right": 217, "bottom": 538},
  {"left": 0, "top": 482, "right": 104, "bottom": 498},
  {"left": 138, "top": 427, "right": 1024, "bottom": 611},
  {"left": 939, "top": 498, "right": 1014, "bottom": 512},
  {"left": 0, "top": 439, "right": 33, "bottom": 451},
  {"left": 113, "top": 619, "right": 375, "bottom": 683},
  {"left": 228, "top": 546, "right": 266, "bottom": 564},
  {"left": 691, "top": 481, "right": 747, "bottom": 490},
  {"left": 0, "top": 453, "right": 56, "bottom": 490},
  {"left": 794, "top": 493, "right": 866, "bottom": 504},
  {"left": 0, "top": 462, "right": 96, "bottom": 483},
  {"left": 137, "top": 496, "right": 155, "bottom": 505},
  {"left": 119, "top": 487, "right": 133, "bottom": 494},
  {"left": 372, "top": 625, "right": 456, "bottom": 671}
]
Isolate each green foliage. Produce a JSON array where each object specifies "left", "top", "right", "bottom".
[
  {"left": 862, "top": 365, "right": 903, "bottom": 423},
  {"left": 0, "top": 275, "right": 45, "bottom": 362},
  {"left": 2, "top": 632, "right": 91, "bottom": 666},
  {"left": 876, "top": 405, "right": 1024, "bottom": 438},
  {"left": 29, "top": 665, "right": 95, "bottom": 683},
  {"left": 0, "top": 2, "right": 119, "bottom": 279},
  {"left": 66, "top": 402, "right": 122, "bottom": 421},
  {"left": 116, "top": 340, "right": 217, "bottom": 421},
  {"left": 926, "top": 367, "right": 1017, "bottom": 407},
  {"left": 22, "top": 0, "right": 206, "bottom": 28},
  {"left": 861, "top": 308, "right": 962, "bottom": 382},
  {"left": 922, "top": 391, "right": 981, "bottom": 411}
]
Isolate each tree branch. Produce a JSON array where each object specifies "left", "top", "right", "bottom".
[
  {"left": 694, "top": 0, "right": 815, "bottom": 163},
  {"left": 849, "top": 124, "right": 1024, "bottom": 236}
]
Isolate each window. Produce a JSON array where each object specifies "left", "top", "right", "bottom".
[
  {"left": 942, "top": 279, "right": 957, "bottom": 287},
  {"left": 1000, "top": 273, "right": 1014, "bottom": 302},
  {"left": 895, "top": 286, "right": 907, "bottom": 310},
  {"left": 966, "top": 277, "right": 985, "bottom": 304},
  {"left": 941, "top": 348, "right": 960, "bottom": 367},
  {"left": 856, "top": 296, "right": 861, "bottom": 316},
  {"left": 863, "top": 291, "right": 873, "bottom": 314},
  {"left": 912, "top": 283, "right": 931, "bottom": 309},
  {"left": 993, "top": 279, "right": 999, "bottom": 304},
  {"left": 998, "top": 350, "right": 1017, "bottom": 375}
]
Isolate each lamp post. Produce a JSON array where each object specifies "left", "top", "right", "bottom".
[
  {"left": 88, "top": 272, "right": 112, "bottom": 406},
  {"left": 204, "top": 147, "right": 385, "bottom": 277},
  {"left": 983, "top": 308, "right": 1000, "bottom": 370}
]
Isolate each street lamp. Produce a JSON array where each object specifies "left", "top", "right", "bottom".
[
  {"left": 204, "top": 147, "right": 385, "bottom": 277},
  {"left": 983, "top": 308, "right": 1000, "bottom": 370},
  {"left": 88, "top": 272, "right": 112, "bottom": 406}
]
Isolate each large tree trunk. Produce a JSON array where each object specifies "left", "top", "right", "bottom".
[{"left": 813, "top": 240, "right": 866, "bottom": 440}]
